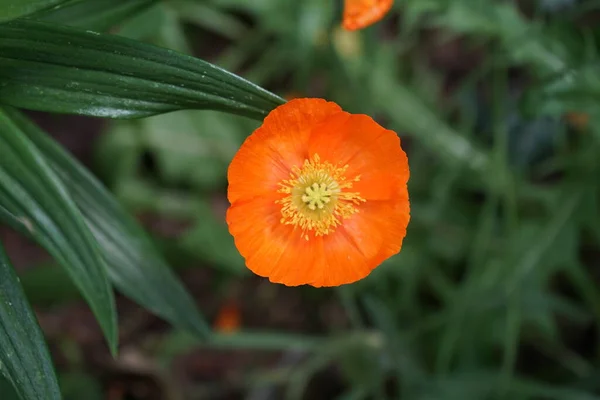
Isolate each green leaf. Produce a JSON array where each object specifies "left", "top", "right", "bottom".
[
  {"left": 0, "top": 19, "right": 285, "bottom": 120},
  {"left": 0, "top": 376, "right": 20, "bottom": 400},
  {"left": 5, "top": 108, "right": 209, "bottom": 337},
  {"left": 59, "top": 372, "right": 102, "bottom": 400},
  {"left": 33, "top": 0, "right": 159, "bottom": 32},
  {"left": 0, "top": 242, "right": 62, "bottom": 400},
  {"left": 0, "top": 108, "right": 117, "bottom": 354},
  {"left": 368, "top": 46, "right": 492, "bottom": 176},
  {"left": 169, "top": 1, "right": 249, "bottom": 41},
  {"left": 0, "top": 0, "right": 72, "bottom": 22}
]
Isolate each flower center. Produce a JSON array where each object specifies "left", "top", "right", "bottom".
[
  {"left": 303, "top": 182, "right": 334, "bottom": 210},
  {"left": 276, "top": 154, "right": 365, "bottom": 240}
]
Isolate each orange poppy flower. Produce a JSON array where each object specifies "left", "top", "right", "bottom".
[
  {"left": 226, "top": 98, "right": 410, "bottom": 287},
  {"left": 214, "top": 301, "right": 241, "bottom": 334},
  {"left": 343, "top": 0, "right": 394, "bottom": 31}
]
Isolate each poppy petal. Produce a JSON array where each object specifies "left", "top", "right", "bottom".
[
  {"left": 261, "top": 98, "right": 343, "bottom": 169},
  {"left": 227, "top": 196, "right": 325, "bottom": 286},
  {"left": 345, "top": 127, "right": 409, "bottom": 201},
  {"left": 320, "top": 230, "right": 371, "bottom": 286},
  {"left": 343, "top": 0, "right": 394, "bottom": 31},
  {"left": 227, "top": 195, "right": 367, "bottom": 287},
  {"left": 226, "top": 197, "right": 289, "bottom": 278},
  {"left": 268, "top": 236, "right": 325, "bottom": 286},
  {"left": 309, "top": 113, "right": 408, "bottom": 200},
  {"left": 227, "top": 133, "right": 290, "bottom": 204},
  {"left": 228, "top": 99, "right": 343, "bottom": 204},
  {"left": 342, "top": 198, "right": 410, "bottom": 266},
  {"left": 308, "top": 113, "right": 388, "bottom": 167}
]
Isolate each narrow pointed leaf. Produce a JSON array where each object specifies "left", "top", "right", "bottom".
[
  {"left": 0, "top": 108, "right": 117, "bottom": 354},
  {"left": 0, "top": 375, "right": 20, "bottom": 400},
  {"left": 33, "top": 0, "right": 158, "bottom": 31},
  {"left": 0, "top": 20, "right": 285, "bottom": 120},
  {"left": 0, "top": 242, "right": 61, "bottom": 400},
  {"left": 0, "top": 0, "right": 72, "bottom": 22},
  {"left": 4, "top": 108, "right": 209, "bottom": 337}
]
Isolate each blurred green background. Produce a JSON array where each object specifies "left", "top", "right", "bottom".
[{"left": 4, "top": 0, "right": 600, "bottom": 399}]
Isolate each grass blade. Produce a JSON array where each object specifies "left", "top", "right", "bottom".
[
  {"left": 32, "top": 0, "right": 158, "bottom": 31},
  {"left": 0, "top": 241, "right": 61, "bottom": 400},
  {"left": 0, "top": 0, "right": 72, "bottom": 22},
  {"left": 0, "top": 20, "right": 284, "bottom": 120},
  {"left": 5, "top": 108, "right": 209, "bottom": 337},
  {"left": 0, "top": 108, "right": 117, "bottom": 354}
]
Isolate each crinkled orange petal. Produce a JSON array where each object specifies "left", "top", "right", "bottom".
[
  {"left": 342, "top": 199, "right": 410, "bottom": 268},
  {"left": 228, "top": 195, "right": 373, "bottom": 287},
  {"left": 308, "top": 113, "right": 409, "bottom": 201},
  {"left": 227, "top": 196, "right": 288, "bottom": 279},
  {"left": 308, "top": 113, "right": 389, "bottom": 169},
  {"left": 269, "top": 235, "right": 325, "bottom": 286},
  {"left": 343, "top": 0, "right": 394, "bottom": 31},
  {"left": 228, "top": 98, "right": 342, "bottom": 204},
  {"left": 226, "top": 196, "right": 324, "bottom": 286},
  {"left": 344, "top": 125, "right": 409, "bottom": 201},
  {"left": 320, "top": 230, "right": 371, "bottom": 286}
]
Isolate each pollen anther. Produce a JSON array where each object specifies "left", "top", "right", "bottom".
[{"left": 276, "top": 154, "right": 365, "bottom": 240}]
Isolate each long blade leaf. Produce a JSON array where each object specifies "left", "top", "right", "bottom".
[
  {"left": 0, "top": 108, "right": 117, "bottom": 354},
  {"left": 4, "top": 108, "right": 209, "bottom": 337},
  {"left": 32, "top": 0, "right": 158, "bottom": 31},
  {"left": 0, "top": 241, "right": 61, "bottom": 400},
  {"left": 0, "top": 20, "right": 284, "bottom": 120},
  {"left": 0, "top": 0, "right": 72, "bottom": 22}
]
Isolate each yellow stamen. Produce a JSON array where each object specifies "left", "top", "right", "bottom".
[{"left": 276, "top": 154, "right": 365, "bottom": 240}]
